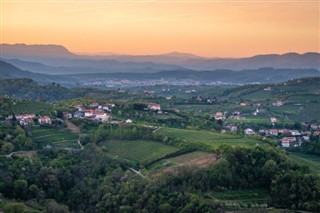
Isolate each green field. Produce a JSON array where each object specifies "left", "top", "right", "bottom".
[
  {"left": 156, "top": 127, "right": 263, "bottom": 149},
  {"left": 12, "top": 101, "right": 53, "bottom": 115},
  {"left": 31, "top": 126, "right": 79, "bottom": 149},
  {"left": 288, "top": 152, "right": 320, "bottom": 174},
  {"left": 99, "top": 139, "right": 179, "bottom": 165}
]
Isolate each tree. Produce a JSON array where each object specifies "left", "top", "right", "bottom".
[
  {"left": 13, "top": 179, "right": 28, "bottom": 200},
  {"left": 1, "top": 142, "right": 13, "bottom": 154},
  {"left": 3, "top": 203, "right": 25, "bottom": 213}
]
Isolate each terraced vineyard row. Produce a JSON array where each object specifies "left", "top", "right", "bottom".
[
  {"left": 31, "top": 127, "right": 79, "bottom": 149},
  {"left": 99, "top": 139, "right": 179, "bottom": 165},
  {"left": 288, "top": 152, "right": 320, "bottom": 174}
]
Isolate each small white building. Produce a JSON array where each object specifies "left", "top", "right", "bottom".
[
  {"left": 244, "top": 128, "right": 255, "bottom": 136},
  {"left": 126, "top": 119, "right": 133, "bottom": 123}
]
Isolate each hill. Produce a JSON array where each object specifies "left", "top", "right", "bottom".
[
  {"left": 0, "top": 78, "right": 104, "bottom": 101},
  {"left": 0, "top": 43, "right": 75, "bottom": 59},
  {"left": 0, "top": 60, "right": 72, "bottom": 84}
]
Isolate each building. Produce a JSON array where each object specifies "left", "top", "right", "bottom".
[
  {"left": 84, "top": 110, "right": 94, "bottom": 117},
  {"left": 245, "top": 128, "right": 255, "bottom": 136},
  {"left": 62, "top": 112, "right": 73, "bottom": 119},
  {"left": 268, "top": 129, "right": 279, "bottom": 136},
  {"left": 290, "top": 130, "right": 301, "bottom": 136},
  {"left": 214, "top": 112, "right": 226, "bottom": 121},
  {"left": 272, "top": 101, "right": 284, "bottom": 107},
  {"left": 38, "top": 116, "right": 51, "bottom": 124},
  {"left": 19, "top": 118, "right": 33, "bottom": 126},
  {"left": 94, "top": 111, "right": 111, "bottom": 122},
  {"left": 126, "top": 119, "right": 133, "bottom": 123},
  {"left": 16, "top": 114, "right": 36, "bottom": 120},
  {"left": 145, "top": 102, "right": 161, "bottom": 111},
  {"left": 313, "top": 131, "right": 320, "bottom": 136},
  {"left": 270, "top": 117, "right": 277, "bottom": 123},
  {"left": 281, "top": 138, "right": 290, "bottom": 148}
]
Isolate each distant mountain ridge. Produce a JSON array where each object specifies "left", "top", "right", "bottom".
[
  {"left": 1, "top": 43, "right": 319, "bottom": 71},
  {"left": 1, "top": 43, "right": 76, "bottom": 59}
]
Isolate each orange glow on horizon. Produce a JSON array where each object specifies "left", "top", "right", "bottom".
[{"left": 1, "top": 0, "right": 319, "bottom": 57}]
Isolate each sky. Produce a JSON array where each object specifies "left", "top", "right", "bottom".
[{"left": 1, "top": 0, "right": 319, "bottom": 57}]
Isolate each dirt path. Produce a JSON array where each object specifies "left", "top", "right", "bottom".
[{"left": 65, "top": 120, "right": 81, "bottom": 134}]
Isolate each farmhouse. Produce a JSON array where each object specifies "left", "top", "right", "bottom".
[
  {"left": 313, "top": 131, "right": 320, "bottom": 136},
  {"left": 38, "top": 116, "right": 52, "bottom": 124}
]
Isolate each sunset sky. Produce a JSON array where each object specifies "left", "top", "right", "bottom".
[{"left": 1, "top": 0, "right": 319, "bottom": 57}]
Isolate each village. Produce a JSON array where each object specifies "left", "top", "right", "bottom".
[{"left": 5, "top": 98, "right": 320, "bottom": 151}]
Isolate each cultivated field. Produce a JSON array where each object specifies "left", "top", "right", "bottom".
[
  {"left": 31, "top": 126, "right": 79, "bottom": 149},
  {"left": 289, "top": 152, "right": 320, "bottom": 174},
  {"left": 156, "top": 127, "right": 263, "bottom": 149},
  {"left": 99, "top": 139, "right": 179, "bottom": 165}
]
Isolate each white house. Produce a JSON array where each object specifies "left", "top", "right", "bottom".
[
  {"left": 84, "top": 110, "right": 94, "bottom": 117},
  {"left": 126, "top": 119, "right": 133, "bottom": 123},
  {"left": 244, "top": 128, "right": 255, "bottom": 136},
  {"left": 94, "top": 111, "right": 111, "bottom": 122},
  {"left": 38, "top": 116, "right": 51, "bottom": 124},
  {"left": 290, "top": 130, "right": 301, "bottom": 136}
]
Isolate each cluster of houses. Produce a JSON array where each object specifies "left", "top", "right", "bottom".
[
  {"left": 243, "top": 127, "right": 320, "bottom": 148},
  {"left": 72, "top": 102, "right": 114, "bottom": 122},
  {"left": 7, "top": 113, "right": 52, "bottom": 126}
]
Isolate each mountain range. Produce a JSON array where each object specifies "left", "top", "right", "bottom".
[
  {"left": 1, "top": 43, "right": 320, "bottom": 86},
  {"left": 1, "top": 44, "right": 320, "bottom": 72}
]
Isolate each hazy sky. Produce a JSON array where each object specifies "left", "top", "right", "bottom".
[{"left": 1, "top": 0, "right": 319, "bottom": 57}]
